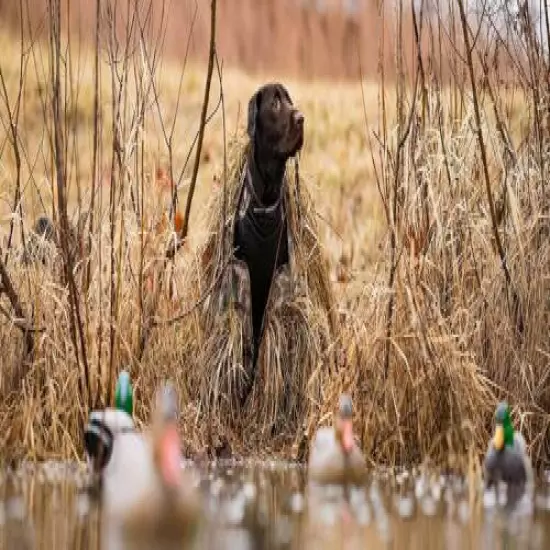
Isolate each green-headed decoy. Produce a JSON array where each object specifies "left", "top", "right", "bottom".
[
  {"left": 84, "top": 370, "right": 135, "bottom": 473},
  {"left": 115, "top": 370, "right": 133, "bottom": 416},
  {"left": 88, "top": 379, "right": 201, "bottom": 547},
  {"left": 484, "top": 401, "right": 533, "bottom": 504}
]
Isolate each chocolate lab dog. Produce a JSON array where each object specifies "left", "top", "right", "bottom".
[{"left": 233, "top": 82, "right": 304, "bottom": 368}]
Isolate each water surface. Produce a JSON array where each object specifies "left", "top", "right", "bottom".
[{"left": 1, "top": 460, "right": 549, "bottom": 549}]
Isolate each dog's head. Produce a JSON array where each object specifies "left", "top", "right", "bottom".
[{"left": 247, "top": 82, "right": 304, "bottom": 160}]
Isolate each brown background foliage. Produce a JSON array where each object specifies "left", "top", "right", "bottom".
[{"left": 0, "top": 0, "right": 425, "bottom": 81}]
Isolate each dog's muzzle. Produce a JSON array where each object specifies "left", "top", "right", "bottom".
[{"left": 293, "top": 110, "right": 304, "bottom": 128}]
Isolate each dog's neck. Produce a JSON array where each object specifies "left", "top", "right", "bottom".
[{"left": 249, "top": 145, "right": 287, "bottom": 207}]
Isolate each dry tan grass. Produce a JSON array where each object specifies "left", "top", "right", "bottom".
[
  {"left": 0, "top": 9, "right": 548, "bottom": 474},
  {"left": 188, "top": 135, "right": 337, "bottom": 444}
]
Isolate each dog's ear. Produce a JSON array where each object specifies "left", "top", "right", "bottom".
[
  {"left": 247, "top": 90, "right": 262, "bottom": 140},
  {"left": 280, "top": 85, "right": 292, "bottom": 105}
]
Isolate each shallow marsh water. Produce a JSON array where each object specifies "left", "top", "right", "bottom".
[{"left": 1, "top": 460, "right": 549, "bottom": 550}]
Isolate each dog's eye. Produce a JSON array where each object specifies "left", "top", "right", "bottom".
[{"left": 272, "top": 96, "right": 280, "bottom": 112}]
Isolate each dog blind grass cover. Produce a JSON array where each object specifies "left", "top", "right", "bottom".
[{"left": 190, "top": 134, "right": 339, "bottom": 442}]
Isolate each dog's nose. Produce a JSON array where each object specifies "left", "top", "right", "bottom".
[{"left": 293, "top": 110, "right": 304, "bottom": 127}]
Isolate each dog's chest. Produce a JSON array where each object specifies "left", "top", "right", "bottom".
[
  {"left": 234, "top": 201, "right": 289, "bottom": 275},
  {"left": 234, "top": 170, "right": 289, "bottom": 279}
]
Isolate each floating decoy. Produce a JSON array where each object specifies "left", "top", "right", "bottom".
[
  {"left": 308, "top": 394, "right": 367, "bottom": 487},
  {"left": 84, "top": 375, "right": 201, "bottom": 548},
  {"left": 484, "top": 401, "right": 533, "bottom": 505},
  {"left": 84, "top": 370, "right": 135, "bottom": 472}
]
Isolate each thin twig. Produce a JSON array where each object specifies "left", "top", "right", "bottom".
[
  {"left": 151, "top": 254, "right": 232, "bottom": 328},
  {"left": 214, "top": 51, "right": 228, "bottom": 266},
  {"left": 457, "top": 0, "right": 520, "bottom": 313},
  {"left": 49, "top": 0, "right": 91, "bottom": 405},
  {"left": 0, "top": 248, "right": 34, "bottom": 357},
  {"left": 167, "top": 0, "right": 217, "bottom": 259},
  {"left": 137, "top": 0, "right": 217, "bottom": 362},
  {"left": 0, "top": 2, "right": 28, "bottom": 262},
  {"left": 84, "top": 0, "right": 102, "bottom": 298}
]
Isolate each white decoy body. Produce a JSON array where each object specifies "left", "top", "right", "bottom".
[
  {"left": 308, "top": 395, "right": 367, "bottom": 487},
  {"left": 84, "top": 375, "right": 201, "bottom": 550}
]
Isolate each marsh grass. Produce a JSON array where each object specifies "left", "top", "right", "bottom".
[
  {"left": 0, "top": 1, "right": 548, "bottom": 471},
  {"left": 191, "top": 136, "right": 337, "bottom": 445}
]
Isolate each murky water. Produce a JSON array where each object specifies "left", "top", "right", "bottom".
[{"left": 1, "top": 460, "right": 549, "bottom": 550}]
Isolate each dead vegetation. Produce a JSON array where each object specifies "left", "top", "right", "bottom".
[
  {"left": 191, "top": 136, "right": 337, "bottom": 445},
  {"left": 0, "top": 0, "right": 548, "bottom": 472}
]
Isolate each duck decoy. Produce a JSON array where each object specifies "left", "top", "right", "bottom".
[
  {"left": 85, "top": 376, "right": 201, "bottom": 548},
  {"left": 308, "top": 394, "right": 367, "bottom": 487},
  {"left": 84, "top": 370, "right": 135, "bottom": 473},
  {"left": 484, "top": 401, "right": 533, "bottom": 505},
  {"left": 112, "top": 382, "right": 201, "bottom": 547}
]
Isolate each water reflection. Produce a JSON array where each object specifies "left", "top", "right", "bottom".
[{"left": 0, "top": 460, "right": 549, "bottom": 549}]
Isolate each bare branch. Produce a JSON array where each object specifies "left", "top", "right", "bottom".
[
  {"left": 48, "top": 0, "right": 91, "bottom": 405},
  {"left": 0, "top": 248, "right": 34, "bottom": 358},
  {"left": 167, "top": 0, "right": 217, "bottom": 259},
  {"left": 457, "top": 0, "right": 522, "bottom": 334}
]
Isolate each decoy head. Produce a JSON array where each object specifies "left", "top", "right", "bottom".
[
  {"left": 493, "top": 401, "right": 514, "bottom": 451},
  {"left": 84, "top": 370, "right": 135, "bottom": 474},
  {"left": 335, "top": 394, "right": 355, "bottom": 454},
  {"left": 152, "top": 382, "right": 182, "bottom": 490},
  {"left": 115, "top": 370, "right": 133, "bottom": 416}
]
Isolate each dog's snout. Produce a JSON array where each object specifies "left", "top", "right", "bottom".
[{"left": 293, "top": 110, "right": 304, "bottom": 127}]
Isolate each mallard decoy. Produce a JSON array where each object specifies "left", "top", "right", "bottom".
[
  {"left": 84, "top": 370, "right": 135, "bottom": 472},
  {"left": 308, "top": 394, "right": 367, "bottom": 487},
  {"left": 484, "top": 401, "right": 533, "bottom": 505},
  {"left": 85, "top": 376, "right": 201, "bottom": 548}
]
